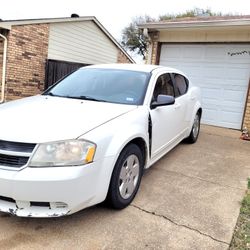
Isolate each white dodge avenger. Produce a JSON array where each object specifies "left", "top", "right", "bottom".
[{"left": 0, "top": 64, "right": 201, "bottom": 217}]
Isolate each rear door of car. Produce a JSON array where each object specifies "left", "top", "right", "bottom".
[{"left": 172, "top": 73, "right": 190, "bottom": 133}]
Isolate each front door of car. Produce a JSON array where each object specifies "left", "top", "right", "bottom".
[{"left": 150, "top": 73, "right": 182, "bottom": 159}]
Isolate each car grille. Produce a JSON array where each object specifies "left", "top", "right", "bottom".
[
  {"left": 0, "top": 140, "right": 36, "bottom": 170},
  {"left": 0, "top": 140, "right": 35, "bottom": 153}
]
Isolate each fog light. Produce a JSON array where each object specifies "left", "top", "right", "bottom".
[{"left": 50, "top": 202, "right": 68, "bottom": 209}]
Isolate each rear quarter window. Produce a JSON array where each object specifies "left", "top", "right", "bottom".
[{"left": 173, "top": 74, "right": 189, "bottom": 97}]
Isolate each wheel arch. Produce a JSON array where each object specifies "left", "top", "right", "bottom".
[
  {"left": 105, "top": 137, "right": 148, "bottom": 206},
  {"left": 125, "top": 137, "right": 148, "bottom": 168},
  {"left": 189, "top": 104, "right": 202, "bottom": 128},
  {"left": 109, "top": 136, "right": 148, "bottom": 171},
  {"left": 197, "top": 107, "right": 202, "bottom": 118}
]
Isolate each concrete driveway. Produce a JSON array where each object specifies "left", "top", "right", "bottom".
[{"left": 0, "top": 125, "right": 249, "bottom": 250}]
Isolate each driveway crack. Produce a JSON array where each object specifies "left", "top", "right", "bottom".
[{"left": 131, "top": 204, "right": 229, "bottom": 246}]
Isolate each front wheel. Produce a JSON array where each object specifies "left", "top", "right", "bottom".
[
  {"left": 186, "top": 112, "right": 201, "bottom": 143},
  {"left": 106, "top": 144, "right": 143, "bottom": 209}
]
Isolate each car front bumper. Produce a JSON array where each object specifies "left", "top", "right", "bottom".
[{"left": 0, "top": 156, "right": 116, "bottom": 217}]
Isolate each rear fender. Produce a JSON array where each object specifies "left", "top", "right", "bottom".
[{"left": 187, "top": 87, "right": 202, "bottom": 135}]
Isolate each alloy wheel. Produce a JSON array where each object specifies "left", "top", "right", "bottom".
[{"left": 118, "top": 154, "right": 140, "bottom": 199}]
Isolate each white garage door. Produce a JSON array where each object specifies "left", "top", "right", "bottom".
[{"left": 160, "top": 44, "right": 250, "bottom": 129}]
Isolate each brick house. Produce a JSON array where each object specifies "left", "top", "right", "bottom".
[
  {"left": 0, "top": 16, "right": 134, "bottom": 102},
  {"left": 139, "top": 16, "right": 250, "bottom": 131}
]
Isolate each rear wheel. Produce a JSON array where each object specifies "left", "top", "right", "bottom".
[
  {"left": 107, "top": 144, "right": 143, "bottom": 209},
  {"left": 186, "top": 112, "right": 201, "bottom": 143}
]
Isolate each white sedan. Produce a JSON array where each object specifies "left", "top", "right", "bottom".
[{"left": 0, "top": 64, "right": 202, "bottom": 217}]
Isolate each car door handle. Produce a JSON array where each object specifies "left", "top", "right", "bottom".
[{"left": 174, "top": 103, "right": 181, "bottom": 109}]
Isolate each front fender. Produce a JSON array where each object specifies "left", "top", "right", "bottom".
[
  {"left": 83, "top": 107, "right": 149, "bottom": 159},
  {"left": 79, "top": 107, "right": 150, "bottom": 201}
]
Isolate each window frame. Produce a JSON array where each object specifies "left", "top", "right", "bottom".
[{"left": 151, "top": 72, "right": 176, "bottom": 102}]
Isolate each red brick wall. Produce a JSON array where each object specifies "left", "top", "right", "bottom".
[
  {"left": 5, "top": 24, "right": 49, "bottom": 101},
  {"left": 117, "top": 51, "right": 132, "bottom": 63}
]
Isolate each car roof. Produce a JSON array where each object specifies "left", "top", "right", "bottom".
[{"left": 82, "top": 64, "right": 178, "bottom": 73}]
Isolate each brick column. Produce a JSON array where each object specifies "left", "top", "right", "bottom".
[
  {"left": 150, "top": 41, "right": 161, "bottom": 65},
  {"left": 148, "top": 31, "right": 160, "bottom": 65},
  {"left": 243, "top": 83, "right": 250, "bottom": 130}
]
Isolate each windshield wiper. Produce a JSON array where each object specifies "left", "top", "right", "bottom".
[
  {"left": 44, "top": 92, "right": 62, "bottom": 97},
  {"left": 66, "top": 95, "right": 107, "bottom": 102},
  {"left": 44, "top": 93, "right": 107, "bottom": 102}
]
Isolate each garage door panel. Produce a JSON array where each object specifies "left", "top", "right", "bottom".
[
  {"left": 160, "top": 47, "right": 182, "bottom": 58},
  {"left": 202, "top": 108, "right": 219, "bottom": 124},
  {"left": 183, "top": 48, "right": 203, "bottom": 58},
  {"left": 223, "top": 89, "right": 246, "bottom": 103},
  {"left": 159, "top": 60, "right": 179, "bottom": 68},
  {"left": 221, "top": 111, "right": 243, "bottom": 129},
  {"left": 202, "top": 65, "right": 225, "bottom": 79},
  {"left": 160, "top": 44, "right": 250, "bottom": 129},
  {"left": 201, "top": 87, "right": 221, "bottom": 100},
  {"left": 227, "top": 56, "right": 250, "bottom": 63},
  {"left": 223, "top": 103, "right": 242, "bottom": 115},
  {"left": 227, "top": 47, "right": 250, "bottom": 63},
  {"left": 204, "top": 47, "right": 228, "bottom": 61},
  {"left": 222, "top": 79, "right": 247, "bottom": 87},
  {"left": 175, "top": 65, "right": 200, "bottom": 74},
  {"left": 202, "top": 109, "right": 242, "bottom": 129},
  {"left": 226, "top": 67, "right": 250, "bottom": 80}
]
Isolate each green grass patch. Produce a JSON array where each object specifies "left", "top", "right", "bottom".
[
  {"left": 230, "top": 179, "right": 250, "bottom": 249},
  {"left": 241, "top": 195, "right": 250, "bottom": 216}
]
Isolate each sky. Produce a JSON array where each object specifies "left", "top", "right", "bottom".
[{"left": 1, "top": 0, "right": 250, "bottom": 41}]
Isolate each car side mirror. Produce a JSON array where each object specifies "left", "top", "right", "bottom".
[{"left": 151, "top": 94, "right": 175, "bottom": 109}]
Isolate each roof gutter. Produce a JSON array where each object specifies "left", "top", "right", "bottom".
[
  {"left": 138, "top": 19, "right": 250, "bottom": 30},
  {"left": 0, "top": 33, "right": 7, "bottom": 104}
]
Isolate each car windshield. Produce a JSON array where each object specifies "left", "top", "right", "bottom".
[{"left": 44, "top": 68, "right": 150, "bottom": 105}]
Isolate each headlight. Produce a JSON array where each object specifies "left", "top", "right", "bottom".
[{"left": 29, "top": 140, "right": 96, "bottom": 167}]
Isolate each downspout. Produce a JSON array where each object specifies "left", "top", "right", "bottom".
[{"left": 0, "top": 33, "right": 7, "bottom": 103}]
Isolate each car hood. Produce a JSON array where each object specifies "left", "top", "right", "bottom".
[{"left": 0, "top": 95, "right": 137, "bottom": 143}]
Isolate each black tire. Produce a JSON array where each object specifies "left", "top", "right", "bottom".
[
  {"left": 186, "top": 112, "right": 201, "bottom": 143},
  {"left": 106, "top": 143, "right": 143, "bottom": 209}
]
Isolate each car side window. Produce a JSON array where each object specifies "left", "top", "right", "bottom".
[
  {"left": 173, "top": 74, "right": 189, "bottom": 97},
  {"left": 152, "top": 73, "right": 175, "bottom": 101}
]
